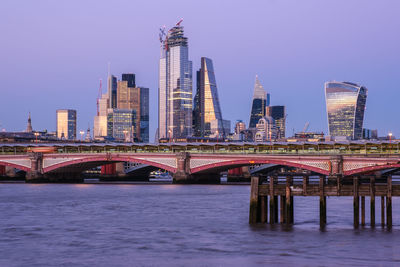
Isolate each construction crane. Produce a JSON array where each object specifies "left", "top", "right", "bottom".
[
  {"left": 302, "top": 122, "right": 310, "bottom": 133},
  {"left": 176, "top": 18, "right": 183, "bottom": 26},
  {"left": 96, "top": 79, "right": 102, "bottom": 116}
]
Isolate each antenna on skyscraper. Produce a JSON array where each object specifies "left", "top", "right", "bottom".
[{"left": 107, "top": 62, "right": 111, "bottom": 77}]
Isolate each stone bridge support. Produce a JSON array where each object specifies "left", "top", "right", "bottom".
[
  {"left": 26, "top": 152, "right": 44, "bottom": 182},
  {"left": 173, "top": 152, "right": 191, "bottom": 183}
]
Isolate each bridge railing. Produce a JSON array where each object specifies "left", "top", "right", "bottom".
[{"left": 0, "top": 142, "right": 399, "bottom": 156}]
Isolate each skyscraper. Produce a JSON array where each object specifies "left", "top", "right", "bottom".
[
  {"left": 249, "top": 75, "right": 270, "bottom": 129},
  {"left": 266, "top": 106, "right": 286, "bottom": 139},
  {"left": 107, "top": 109, "right": 136, "bottom": 142},
  {"left": 108, "top": 75, "right": 117, "bottom": 109},
  {"left": 325, "top": 81, "right": 367, "bottom": 140},
  {"left": 117, "top": 75, "right": 149, "bottom": 142},
  {"left": 193, "top": 57, "right": 228, "bottom": 137},
  {"left": 56, "top": 109, "right": 76, "bottom": 140},
  {"left": 159, "top": 21, "right": 193, "bottom": 140}
]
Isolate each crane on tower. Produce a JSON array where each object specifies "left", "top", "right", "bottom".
[
  {"left": 302, "top": 122, "right": 310, "bottom": 133},
  {"left": 176, "top": 18, "right": 183, "bottom": 26}
]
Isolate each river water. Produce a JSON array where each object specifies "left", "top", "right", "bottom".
[{"left": 0, "top": 183, "right": 400, "bottom": 266}]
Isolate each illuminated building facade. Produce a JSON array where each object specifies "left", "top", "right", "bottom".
[
  {"left": 266, "top": 105, "right": 286, "bottom": 139},
  {"left": 193, "top": 57, "right": 228, "bottom": 137},
  {"left": 325, "top": 81, "right": 367, "bottom": 140},
  {"left": 117, "top": 74, "right": 149, "bottom": 142},
  {"left": 56, "top": 109, "right": 76, "bottom": 140},
  {"left": 255, "top": 116, "right": 276, "bottom": 142},
  {"left": 107, "top": 109, "right": 136, "bottom": 141},
  {"left": 249, "top": 75, "right": 270, "bottom": 129},
  {"left": 159, "top": 22, "right": 193, "bottom": 140},
  {"left": 235, "top": 120, "right": 246, "bottom": 135}
]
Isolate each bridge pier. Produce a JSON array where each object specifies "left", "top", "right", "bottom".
[
  {"left": 173, "top": 152, "right": 192, "bottom": 183},
  {"left": 26, "top": 152, "right": 44, "bottom": 182}
]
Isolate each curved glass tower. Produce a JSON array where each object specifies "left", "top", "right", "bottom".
[
  {"left": 325, "top": 81, "right": 367, "bottom": 140},
  {"left": 193, "top": 57, "right": 225, "bottom": 137}
]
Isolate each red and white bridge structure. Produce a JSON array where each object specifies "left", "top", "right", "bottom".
[{"left": 0, "top": 141, "right": 400, "bottom": 182}]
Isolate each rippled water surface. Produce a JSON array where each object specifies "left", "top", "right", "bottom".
[{"left": 1, "top": 183, "right": 400, "bottom": 266}]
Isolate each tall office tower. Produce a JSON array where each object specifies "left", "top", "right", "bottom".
[
  {"left": 158, "top": 21, "right": 193, "bottom": 140},
  {"left": 56, "top": 109, "right": 77, "bottom": 140},
  {"left": 122, "top": 73, "right": 136, "bottom": 87},
  {"left": 192, "top": 70, "right": 201, "bottom": 137},
  {"left": 249, "top": 75, "right": 270, "bottom": 129},
  {"left": 108, "top": 75, "right": 118, "bottom": 109},
  {"left": 325, "top": 81, "right": 367, "bottom": 140},
  {"left": 93, "top": 92, "right": 109, "bottom": 139},
  {"left": 107, "top": 109, "right": 136, "bottom": 142},
  {"left": 26, "top": 112, "right": 33, "bottom": 133},
  {"left": 193, "top": 57, "right": 227, "bottom": 137},
  {"left": 117, "top": 75, "right": 149, "bottom": 142},
  {"left": 266, "top": 106, "right": 286, "bottom": 139}
]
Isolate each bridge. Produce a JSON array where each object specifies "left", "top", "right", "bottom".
[{"left": 0, "top": 141, "right": 400, "bottom": 182}]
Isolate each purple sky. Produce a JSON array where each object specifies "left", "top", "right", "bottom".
[{"left": 1, "top": 0, "right": 399, "bottom": 140}]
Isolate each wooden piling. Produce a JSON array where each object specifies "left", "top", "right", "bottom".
[
  {"left": 260, "top": 196, "right": 268, "bottom": 223},
  {"left": 302, "top": 175, "right": 308, "bottom": 196},
  {"left": 381, "top": 196, "right": 385, "bottom": 227},
  {"left": 286, "top": 176, "right": 292, "bottom": 224},
  {"left": 387, "top": 176, "right": 392, "bottom": 229},
  {"left": 319, "top": 175, "right": 326, "bottom": 227},
  {"left": 280, "top": 195, "right": 286, "bottom": 223},
  {"left": 269, "top": 176, "right": 275, "bottom": 224},
  {"left": 361, "top": 196, "right": 365, "bottom": 226},
  {"left": 353, "top": 176, "right": 359, "bottom": 228},
  {"left": 274, "top": 196, "right": 279, "bottom": 223},
  {"left": 249, "top": 176, "right": 260, "bottom": 223},
  {"left": 290, "top": 196, "right": 294, "bottom": 224},
  {"left": 336, "top": 176, "right": 341, "bottom": 196},
  {"left": 370, "top": 176, "right": 375, "bottom": 227}
]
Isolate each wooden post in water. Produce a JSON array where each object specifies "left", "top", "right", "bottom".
[
  {"left": 280, "top": 195, "right": 286, "bottom": 223},
  {"left": 302, "top": 175, "right": 308, "bottom": 196},
  {"left": 274, "top": 196, "right": 279, "bottom": 223},
  {"left": 249, "top": 176, "right": 260, "bottom": 223},
  {"left": 319, "top": 175, "right": 326, "bottom": 227},
  {"left": 381, "top": 196, "right": 385, "bottom": 227},
  {"left": 269, "top": 176, "right": 275, "bottom": 224},
  {"left": 361, "top": 196, "right": 365, "bottom": 226},
  {"left": 387, "top": 175, "right": 392, "bottom": 229},
  {"left": 285, "top": 176, "right": 292, "bottom": 224},
  {"left": 353, "top": 176, "right": 359, "bottom": 228},
  {"left": 370, "top": 176, "right": 375, "bottom": 227},
  {"left": 336, "top": 176, "right": 341, "bottom": 196},
  {"left": 260, "top": 195, "right": 268, "bottom": 224}
]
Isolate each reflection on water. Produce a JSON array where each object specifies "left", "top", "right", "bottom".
[{"left": 0, "top": 184, "right": 399, "bottom": 266}]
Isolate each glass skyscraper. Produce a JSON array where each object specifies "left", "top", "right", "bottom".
[
  {"left": 107, "top": 109, "right": 136, "bottom": 141},
  {"left": 193, "top": 57, "right": 227, "bottom": 137},
  {"left": 249, "top": 75, "right": 270, "bottom": 129},
  {"left": 56, "top": 109, "right": 76, "bottom": 140},
  {"left": 159, "top": 22, "right": 193, "bottom": 140},
  {"left": 325, "top": 81, "right": 367, "bottom": 140},
  {"left": 266, "top": 105, "right": 286, "bottom": 139}
]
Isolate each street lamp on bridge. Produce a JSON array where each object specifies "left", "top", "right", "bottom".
[{"left": 79, "top": 130, "right": 85, "bottom": 141}]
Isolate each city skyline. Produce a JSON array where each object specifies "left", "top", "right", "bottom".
[{"left": 1, "top": 1, "right": 400, "bottom": 139}]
